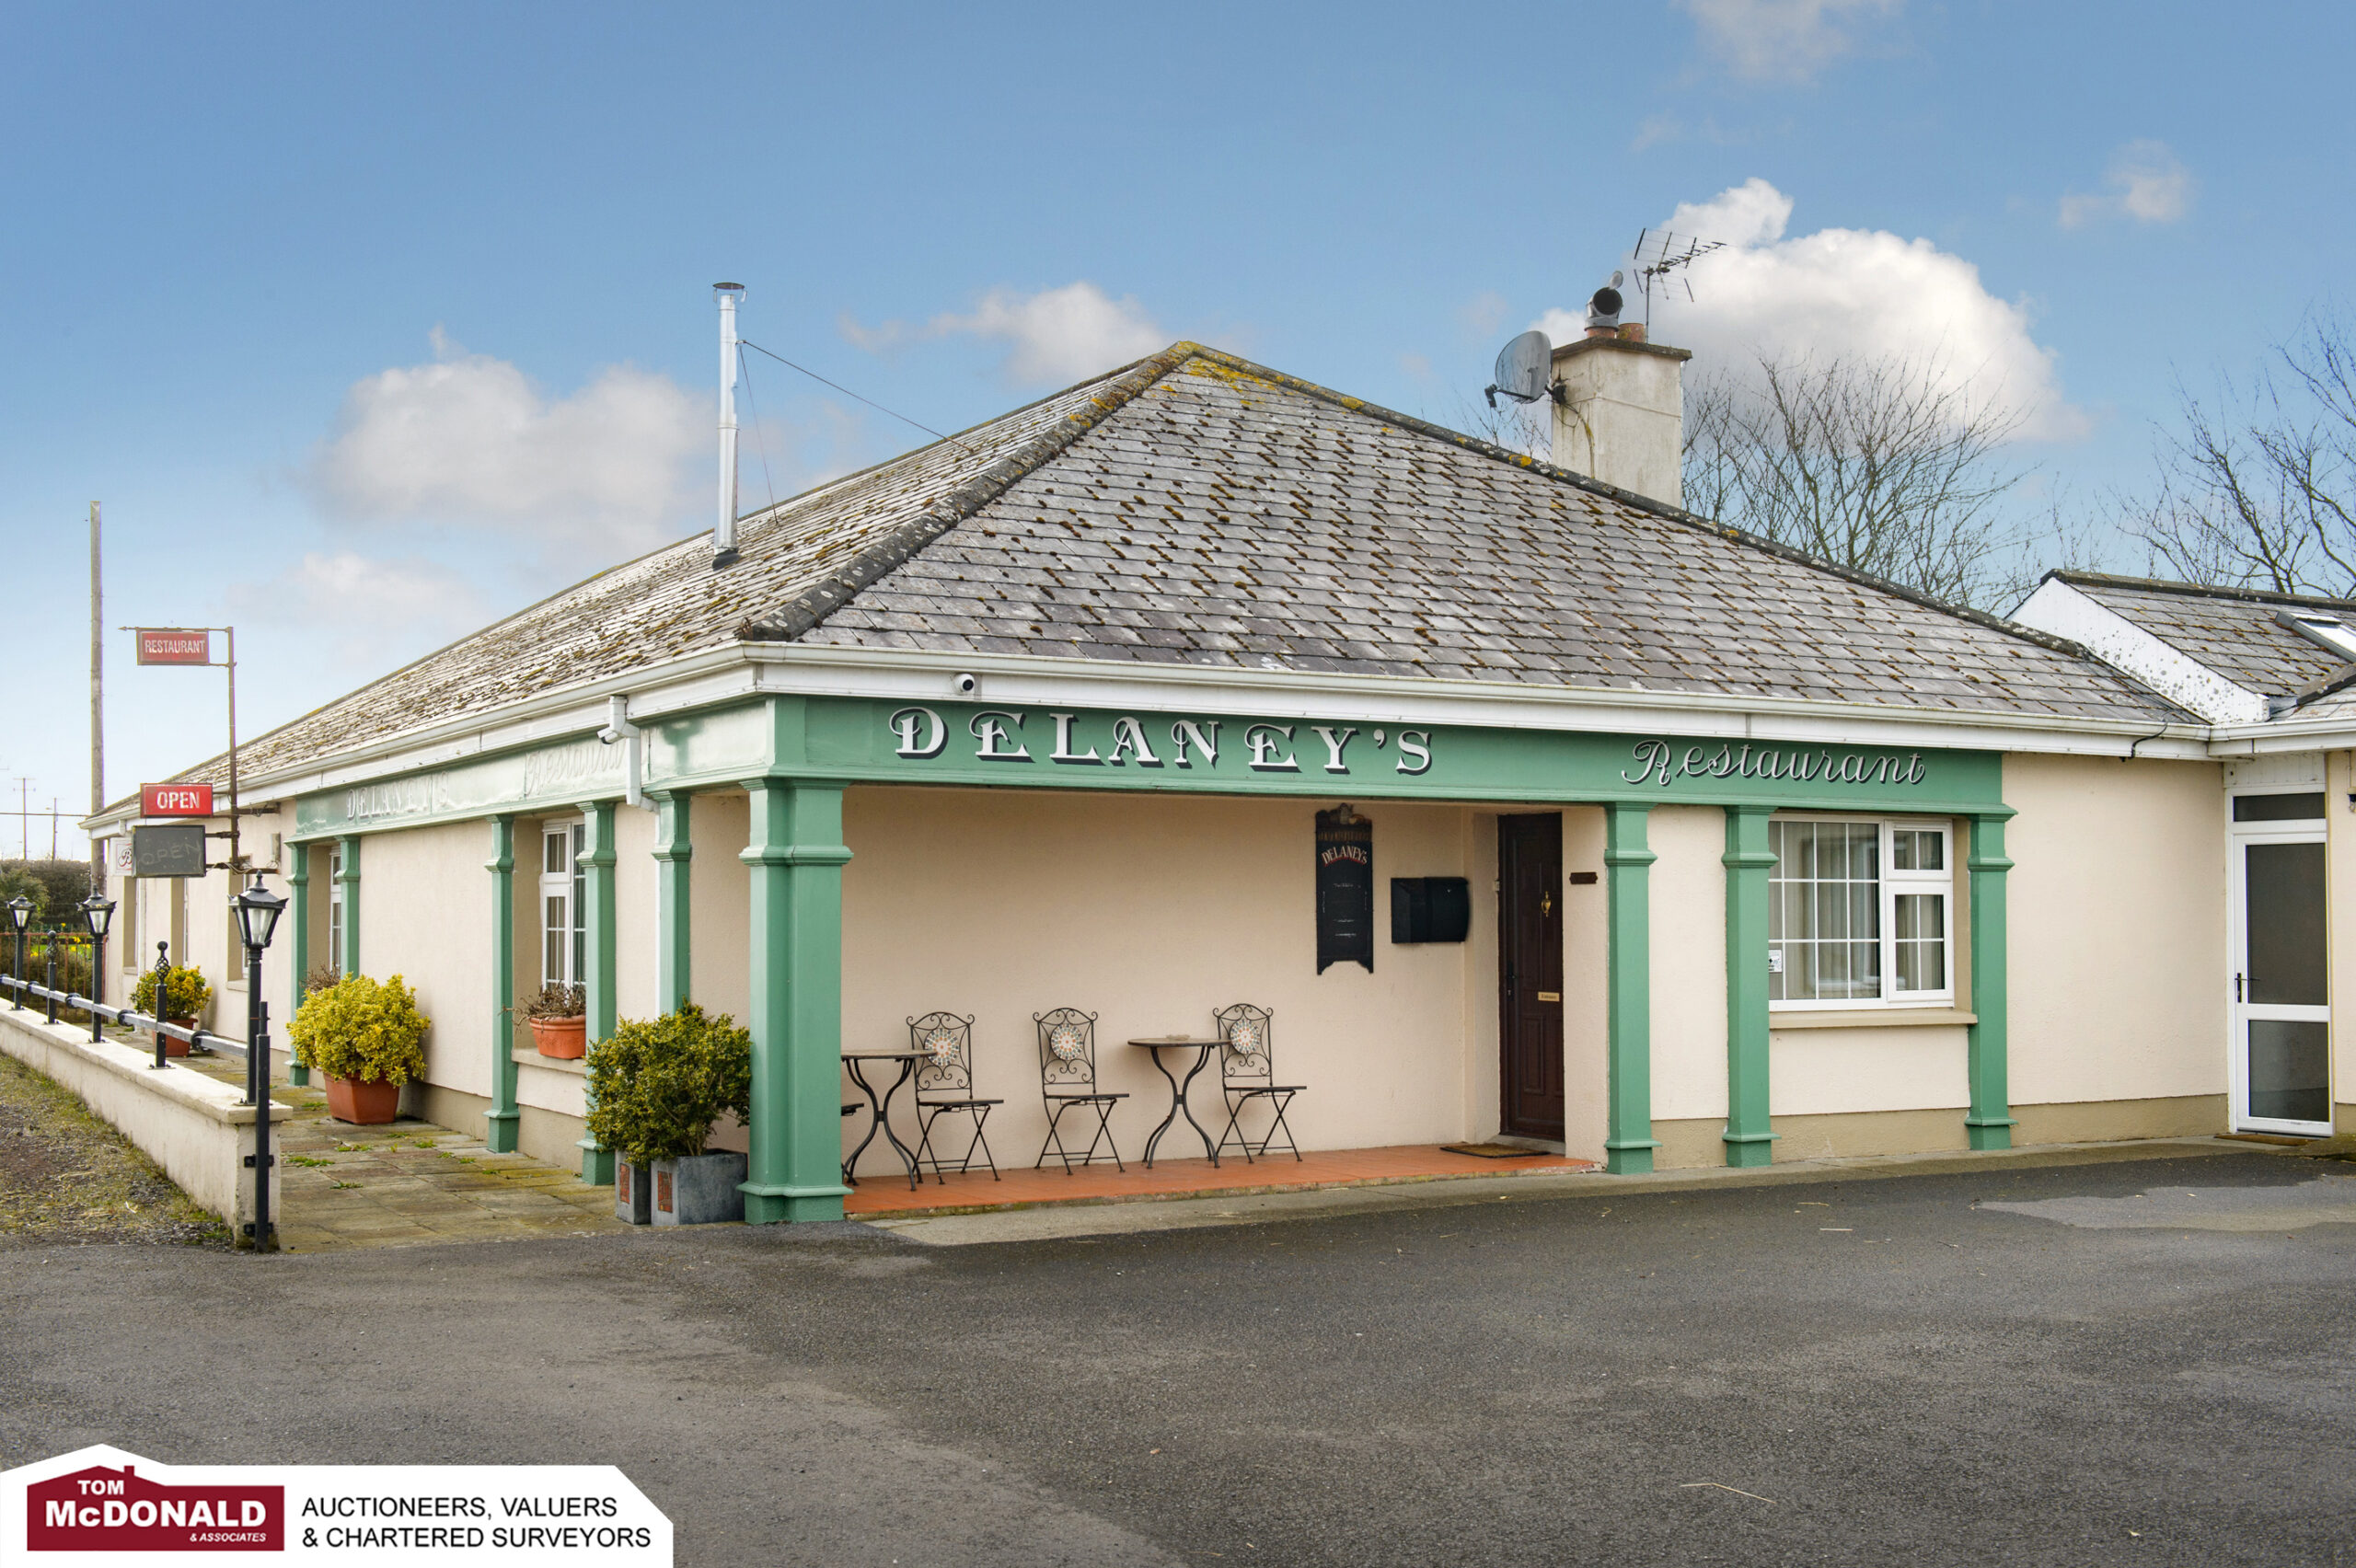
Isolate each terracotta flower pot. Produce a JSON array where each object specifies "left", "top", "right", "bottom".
[
  {"left": 530, "top": 1014, "right": 587, "bottom": 1059},
  {"left": 164, "top": 1018, "right": 197, "bottom": 1057},
  {"left": 324, "top": 1074, "right": 401, "bottom": 1124}
]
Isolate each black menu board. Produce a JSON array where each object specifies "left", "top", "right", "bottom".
[{"left": 1315, "top": 806, "right": 1374, "bottom": 974}]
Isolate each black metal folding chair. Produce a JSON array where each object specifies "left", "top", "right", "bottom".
[
  {"left": 1034, "top": 1008, "right": 1126, "bottom": 1172},
  {"left": 1213, "top": 1003, "right": 1302, "bottom": 1162},
  {"left": 909, "top": 1011, "right": 1000, "bottom": 1182}
]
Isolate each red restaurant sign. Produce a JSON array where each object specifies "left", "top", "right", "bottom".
[
  {"left": 135, "top": 628, "right": 211, "bottom": 665},
  {"left": 141, "top": 783, "right": 214, "bottom": 818}
]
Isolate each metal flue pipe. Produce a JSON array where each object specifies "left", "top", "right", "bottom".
[{"left": 713, "top": 282, "right": 745, "bottom": 566}]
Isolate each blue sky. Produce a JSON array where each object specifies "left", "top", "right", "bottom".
[{"left": 4, "top": 0, "right": 2350, "bottom": 856}]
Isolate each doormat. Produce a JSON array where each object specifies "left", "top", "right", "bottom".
[{"left": 1441, "top": 1143, "right": 1550, "bottom": 1159}]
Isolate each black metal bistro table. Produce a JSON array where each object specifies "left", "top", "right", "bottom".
[
  {"left": 1126, "top": 1037, "right": 1221, "bottom": 1169},
  {"left": 842, "top": 1049, "right": 927, "bottom": 1191}
]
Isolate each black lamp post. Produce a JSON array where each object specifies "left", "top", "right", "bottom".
[
  {"left": 77, "top": 894, "right": 115, "bottom": 1044},
  {"left": 5, "top": 895, "right": 29, "bottom": 1009},
  {"left": 234, "top": 874, "right": 286, "bottom": 1252}
]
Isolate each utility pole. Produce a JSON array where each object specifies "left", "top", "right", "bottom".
[
  {"left": 48, "top": 801, "right": 59, "bottom": 861},
  {"left": 90, "top": 502, "right": 103, "bottom": 894}
]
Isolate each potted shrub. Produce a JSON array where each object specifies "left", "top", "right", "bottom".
[
  {"left": 288, "top": 973, "right": 430, "bottom": 1124},
  {"left": 523, "top": 981, "right": 587, "bottom": 1059},
  {"left": 586, "top": 1004, "right": 753, "bottom": 1226},
  {"left": 131, "top": 963, "right": 214, "bottom": 1055}
]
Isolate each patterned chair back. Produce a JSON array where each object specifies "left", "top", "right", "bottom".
[
  {"left": 1214, "top": 1004, "right": 1276, "bottom": 1091},
  {"left": 908, "top": 1012, "right": 976, "bottom": 1101},
  {"left": 1034, "top": 1008, "right": 1103, "bottom": 1095}
]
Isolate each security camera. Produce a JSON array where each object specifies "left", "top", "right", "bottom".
[{"left": 953, "top": 673, "right": 978, "bottom": 696}]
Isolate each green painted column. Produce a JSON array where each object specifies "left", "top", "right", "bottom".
[
  {"left": 284, "top": 847, "right": 310, "bottom": 1086},
  {"left": 1603, "top": 802, "right": 1660, "bottom": 1175},
  {"left": 1965, "top": 813, "right": 2017, "bottom": 1151},
  {"left": 335, "top": 836, "right": 362, "bottom": 977},
  {"left": 484, "top": 815, "right": 520, "bottom": 1154},
  {"left": 740, "top": 780, "right": 853, "bottom": 1224},
  {"left": 577, "top": 800, "right": 618, "bottom": 1185},
  {"left": 1722, "top": 805, "right": 1779, "bottom": 1168},
  {"left": 653, "top": 791, "right": 693, "bottom": 1014}
]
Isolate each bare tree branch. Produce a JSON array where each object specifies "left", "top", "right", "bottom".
[
  {"left": 2132, "top": 312, "right": 2356, "bottom": 594},
  {"left": 1681, "top": 352, "right": 2031, "bottom": 607}
]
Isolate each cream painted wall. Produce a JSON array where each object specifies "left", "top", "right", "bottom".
[
  {"left": 2328, "top": 752, "right": 2355, "bottom": 1131},
  {"left": 101, "top": 807, "right": 299, "bottom": 1044},
  {"left": 685, "top": 791, "right": 752, "bottom": 1025},
  {"left": 353, "top": 820, "right": 497, "bottom": 1102},
  {"left": 836, "top": 787, "right": 1483, "bottom": 1175},
  {"left": 1769, "top": 1028, "right": 1969, "bottom": 1115},
  {"left": 1460, "top": 812, "right": 1503, "bottom": 1145},
  {"left": 1561, "top": 807, "right": 1609, "bottom": 1163},
  {"left": 614, "top": 806, "right": 659, "bottom": 1024},
  {"left": 2006, "top": 754, "right": 2225, "bottom": 1106},
  {"left": 1647, "top": 805, "right": 1728, "bottom": 1125}
]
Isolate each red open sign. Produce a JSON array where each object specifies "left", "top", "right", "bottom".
[
  {"left": 141, "top": 783, "right": 214, "bottom": 818},
  {"left": 135, "top": 628, "right": 211, "bottom": 665}
]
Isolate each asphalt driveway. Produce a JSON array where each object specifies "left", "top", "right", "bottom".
[{"left": 3, "top": 1147, "right": 2350, "bottom": 1567}]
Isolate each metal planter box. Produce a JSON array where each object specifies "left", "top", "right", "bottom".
[
  {"left": 615, "top": 1159, "right": 653, "bottom": 1226},
  {"left": 652, "top": 1151, "right": 746, "bottom": 1226}
]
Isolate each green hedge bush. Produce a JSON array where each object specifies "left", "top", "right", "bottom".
[
  {"left": 585, "top": 1003, "right": 752, "bottom": 1165},
  {"left": 288, "top": 973, "right": 430, "bottom": 1086}
]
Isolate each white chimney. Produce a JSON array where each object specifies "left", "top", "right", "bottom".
[
  {"left": 1549, "top": 284, "right": 1691, "bottom": 507},
  {"left": 713, "top": 282, "right": 745, "bottom": 566}
]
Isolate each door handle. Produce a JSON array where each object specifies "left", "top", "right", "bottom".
[{"left": 2235, "top": 973, "right": 2245, "bottom": 1003}]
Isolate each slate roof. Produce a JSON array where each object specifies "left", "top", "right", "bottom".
[
  {"left": 2056, "top": 571, "right": 2356, "bottom": 698},
  {"left": 112, "top": 345, "right": 2189, "bottom": 816}
]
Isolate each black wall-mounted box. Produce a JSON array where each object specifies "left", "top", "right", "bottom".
[{"left": 1391, "top": 876, "right": 1472, "bottom": 943}]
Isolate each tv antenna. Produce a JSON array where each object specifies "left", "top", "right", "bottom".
[{"left": 1630, "top": 228, "right": 1724, "bottom": 329}]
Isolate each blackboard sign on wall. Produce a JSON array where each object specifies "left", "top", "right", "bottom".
[
  {"left": 1315, "top": 805, "right": 1374, "bottom": 974},
  {"left": 131, "top": 823, "right": 207, "bottom": 879}
]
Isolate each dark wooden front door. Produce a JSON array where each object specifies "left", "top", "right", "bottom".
[{"left": 1498, "top": 813, "right": 1565, "bottom": 1140}]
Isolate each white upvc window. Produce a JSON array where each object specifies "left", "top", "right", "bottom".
[
  {"left": 539, "top": 822, "right": 587, "bottom": 988},
  {"left": 1768, "top": 817, "right": 1955, "bottom": 1009}
]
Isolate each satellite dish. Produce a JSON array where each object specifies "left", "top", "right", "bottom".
[{"left": 1485, "top": 329, "right": 1555, "bottom": 407}]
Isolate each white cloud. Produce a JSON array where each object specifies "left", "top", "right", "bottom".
[
  {"left": 1538, "top": 178, "right": 2085, "bottom": 441},
  {"left": 225, "top": 551, "right": 491, "bottom": 669},
  {"left": 2059, "top": 139, "right": 2195, "bottom": 229},
  {"left": 308, "top": 329, "right": 708, "bottom": 562},
  {"left": 1458, "top": 291, "right": 1509, "bottom": 339},
  {"left": 842, "top": 282, "right": 1168, "bottom": 387},
  {"left": 1679, "top": 0, "right": 1900, "bottom": 82}
]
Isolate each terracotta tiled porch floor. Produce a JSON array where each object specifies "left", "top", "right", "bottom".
[{"left": 843, "top": 1144, "right": 1597, "bottom": 1219}]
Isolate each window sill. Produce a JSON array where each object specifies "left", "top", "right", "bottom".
[
  {"left": 1771, "top": 1008, "right": 1976, "bottom": 1031},
  {"left": 512, "top": 1045, "right": 587, "bottom": 1077}
]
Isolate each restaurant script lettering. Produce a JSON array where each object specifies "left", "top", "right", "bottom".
[
  {"left": 1622, "top": 738, "right": 1929, "bottom": 789},
  {"left": 889, "top": 708, "right": 1434, "bottom": 775}
]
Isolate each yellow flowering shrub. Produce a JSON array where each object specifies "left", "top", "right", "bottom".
[{"left": 288, "top": 973, "right": 430, "bottom": 1086}]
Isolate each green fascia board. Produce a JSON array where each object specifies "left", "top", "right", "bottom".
[{"left": 292, "top": 695, "right": 2008, "bottom": 835}]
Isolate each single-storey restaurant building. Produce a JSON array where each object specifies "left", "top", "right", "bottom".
[{"left": 87, "top": 340, "right": 2356, "bottom": 1225}]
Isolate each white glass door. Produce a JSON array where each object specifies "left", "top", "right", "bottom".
[{"left": 2229, "top": 795, "right": 2331, "bottom": 1135}]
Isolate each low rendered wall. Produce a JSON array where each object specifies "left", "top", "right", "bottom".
[{"left": 0, "top": 1002, "right": 288, "bottom": 1233}]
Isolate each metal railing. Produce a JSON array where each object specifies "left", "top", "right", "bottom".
[
  {"left": 0, "top": 970, "right": 236, "bottom": 1065},
  {"left": 1, "top": 947, "right": 280, "bottom": 1251}
]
